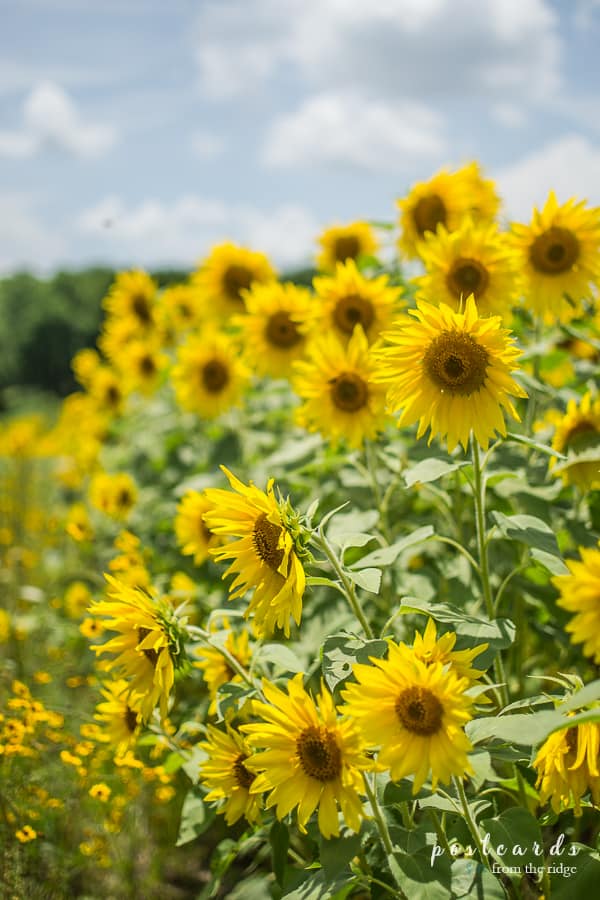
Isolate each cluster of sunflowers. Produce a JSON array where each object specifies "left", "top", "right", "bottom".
[{"left": 3, "top": 160, "right": 600, "bottom": 897}]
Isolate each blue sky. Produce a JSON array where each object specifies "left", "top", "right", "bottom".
[{"left": 1, "top": 0, "right": 600, "bottom": 273}]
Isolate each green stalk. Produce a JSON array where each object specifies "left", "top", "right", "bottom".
[
  {"left": 311, "top": 532, "right": 374, "bottom": 639},
  {"left": 362, "top": 773, "right": 408, "bottom": 898}
]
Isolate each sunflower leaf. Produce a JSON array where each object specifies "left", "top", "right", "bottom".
[
  {"left": 491, "top": 511, "right": 562, "bottom": 559},
  {"left": 346, "top": 567, "right": 382, "bottom": 593},
  {"left": 403, "top": 458, "right": 468, "bottom": 488},
  {"left": 349, "top": 526, "right": 434, "bottom": 569}
]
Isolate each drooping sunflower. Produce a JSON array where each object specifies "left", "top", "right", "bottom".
[
  {"left": 194, "top": 620, "right": 251, "bottom": 714},
  {"left": 340, "top": 641, "right": 475, "bottom": 793},
  {"left": 416, "top": 218, "right": 520, "bottom": 319},
  {"left": 89, "top": 472, "right": 138, "bottom": 521},
  {"left": 373, "top": 295, "right": 527, "bottom": 452},
  {"left": 94, "top": 679, "right": 142, "bottom": 752},
  {"left": 193, "top": 242, "right": 276, "bottom": 317},
  {"left": 89, "top": 575, "right": 187, "bottom": 720},
  {"left": 236, "top": 281, "right": 312, "bottom": 378},
  {"left": 410, "top": 618, "right": 488, "bottom": 684},
  {"left": 242, "top": 674, "right": 369, "bottom": 838},
  {"left": 510, "top": 191, "right": 600, "bottom": 323},
  {"left": 103, "top": 270, "right": 158, "bottom": 330},
  {"left": 552, "top": 541, "right": 600, "bottom": 664},
  {"left": 175, "top": 490, "right": 224, "bottom": 565},
  {"left": 310, "top": 260, "right": 403, "bottom": 346},
  {"left": 171, "top": 328, "right": 250, "bottom": 419},
  {"left": 199, "top": 724, "right": 262, "bottom": 826},
  {"left": 533, "top": 720, "right": 600, "bottom": 816},
  {"left": 293, "top": 326, "right": 389, "bottom": 449},
  {"left": 202, "top": 467, "right": 307, "bottom": 638},
  {"left": 549, "top": 392, "right": 600, "bottom": 491},
  {"left": 316, "top": 221, "right": 378, "bottom": 271}
]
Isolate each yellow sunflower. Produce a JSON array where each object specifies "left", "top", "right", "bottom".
[
  {"left": 242, "top": 674, "right": 369, "bottom": 838},
  {"left": 552, "top": 541, "right": 600, "bottom": 664},
  {"left": 193, "top": 242, "right": 276, "bottom": 317},
  {"left": 316, "top": 221, "right": 378, "bottom": 271},
  {"left": 293, "top": 325, "right": 389, "bottom": 449},
  {"left": 373, "top": 295, "right": 527, "bottom": 452},
  {"left": 340, "top": 641, "right": 474, "bottom": 793},
  {"left": 410, "top": 618, "right": 488, "bottom": 684},
  {"left": 549, "top": 392, "right": 600, "bottom": 491},
  {"left": 416, "top": 218, "right": 520, "bottom": 318},
  {"left": 397, "top": 166, "right": 472, "bottom": 260},
  {"left": 89, "top": 575, "right": 186, "bottom": 721},
  {"left": 94, "top": 679, "right": 142, "bottom": 752},
  {"left": 171, "top": 328, "right": 250, "bottom": 419},
  {"left": 158, "top": 283, "right": 205, "bottom": 333},
  {"left": 72, "top": 348, "right": 101, "bottom": 390},
  {"left": 199, "top": 724, "right": 262, "bottom": 826},
  {"left": 115, "top": 340, "right": 168, "bottom": 397},
  {"left": 175, "top": 490, "right": 224, "bottom": 565},
  {"left": 89, "top": 472, "right": 138, "bottom": 521},
  {"left": 310, "top": 260, "right": 403, "bottom": 345},
  {"left": 458, "top": 161, "right": 501, "bottom": 223},
  {"left": 194, "top": 621, "right": 251, "bottom": 714},
  {"left": 202, "top": 467, "right": 307, "bottom": 638},
  {"left": 510, "top": 191, "right": 600, "bottom": 323},
  {"left": 103, "top": 269, "right": 158, "bottom": 330},
  {"left": 533, "top": 721, "right": 600, "bottom": 816},
  {"left": 87, "top": 365, "right": 126, "bottom": 416},
  {"left": 236, "top": 281, "right": 312, "bottom": 378}
]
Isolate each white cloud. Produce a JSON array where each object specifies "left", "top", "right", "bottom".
[
  {"left": 491, "top": 103, "right": 527, "bottom": 128},
  {"left": 496, "top": 134, "right": 600, "bottom": 221},
  {"left": 78, "top": 194, "right": 320, "bottom": 269},
  {"left": 0, "top": 81, "right": 117, "bottom": 159},
  {"left": 263, "top": 91, "right": 445, "bottom": 170},
  {"left": 0, "top": 192, "right": 67, "bottom": 274},
  {"left": 190, "top": 131, "right": 225, "bottom": 160}
]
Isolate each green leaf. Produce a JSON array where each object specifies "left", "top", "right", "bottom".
[
  {"left": 281, "top": 869, "right": 358, "bottom": 900},
  {"left": 326, "top": 509, "right": 379, "bottom": 545},
  {"left": 481, "top": 807, "right": 543, "bottom": 870},
  {"left": 505, "top": 431, "right": 566, "bottom": 458},
  {"left": 176, "top": 791, "right": 215, "bottom": 845},
  {"left": 349, "top": 526, "right": 434, "bottom": 569},
  {"left": 530, "top": 548, "right": 569, "bottom": 575},
  {"left": 397, "top": 597, "right": 516, "bottom": 651},
  {"left": 450, "top": 859, "right": 506, "bottom": 899},
  {"left": 257, "top": 643, "right": 304, "bottom": 673},
  {"left": 322, "top": 633, "right": 387, "bottom": 690},
  {"left": 404, "top": 458, "right": 468, "bottom": 488},
  {"left": 491, "top": 512, "right": 562, "bottom": 559},
  {"left": 550, "top": 849, "right": 600, "bottom": 899},
  {"left": 270, "top": 820, "right": 289, "bottom": 887},
  {"left": 339, "top": 532, "right": 377, "bottom": 556},
  {"left": 320, "top": 832, "right": 362, "bottom": 878},
  {"left": 346, "top": 567, "right": 382, "bottom": 593},
  {"left": 389, "top": 847, "right": 453, "bottom": 900}
]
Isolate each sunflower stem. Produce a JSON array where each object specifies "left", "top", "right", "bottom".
[
  {"left": 362, "top": 773, "right": 408, "bottom": 898},
  {"left": 364, "top": 440, "right": 391, "bottom": 542},
  {"left": 452, "top": 776, "right": 492, "bottom": 872},
  {"left": 311, "top": 532, "right": 374, "bottom": 639},
  {"left": 186, "top": 625, "right": 266, "bottom": 701}
]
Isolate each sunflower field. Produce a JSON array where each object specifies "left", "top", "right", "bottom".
[{"left": 2, "top": 162, "right": 600, "bottom": 900}]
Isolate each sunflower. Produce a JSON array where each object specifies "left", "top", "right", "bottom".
[
  {"left": 241, "top": 674, "right": 369, "bottom": 838},
  {"left": 175, "top": 491, "right": 224, "bottom": 565},
  {"left": 533, "top": 721, "right": 600, "bottom": 816},
  {"left": 87, "top": 365, "right": 126, "bottom": 416},
  {"left": 310, "top": 260, "right": 403, "bottom": 345},
  {"left": 94, "top": 679, "right": 142, "bottom": 752},
  {"left": 373, "top": 295, "right": 527, "bottom": 452},
  {"left": 64, "top": 581, "right": 93, "bottom": 619},
  {"left": 202, "top": 467, "right": 307, "bottom": 638},
  {"left": 193, "top": 242, "right": 276, "bottom": 317},
  {"left": 103, "top": 269, "right": 158, "bottom": 330},
  {"left": 316, "top": 221, "right": 378, "bottom": 271},
  {"left": 293, "top": 326, "right": 389, "bottom": 449},
  {"left": 416, "top": 218, "right": 520, "bottom": 319},
  {"left": 194, "top": 621, "right": 251, "bottom": 714},
  {"left": 72, "top": 348, "right": 101, "bottom": 390},
  {"left": 397, "top": 166, "right": 473, "bottom": 260},
  {"left": 552, "top": 541, "right": 600, "bottom": 664},
  {"left": 549, "top": 392, "right": 600, "bottom": 491},
  {"left": 171, "top": 328, "right": 250, "bottom": 419},
  {"left": 159, "top": 283, "right": 205, "bottom": 333},
  {"left": 510, "top": 192, "right": 600, "bottom": 324},
  {"left": 115, "top": 340, "right": 168, "bottom": 397},
  {"left": 410, "top": 618, "right": 488, "bottom": 684},
  {"left": 458, "top": 161, "right": 501, "bottom": 223},
  {"left": 89, "top": 575, "right": 186, "bottom": 721},
  {"left": 340, "top": 641, "right": 474, "bottom": 793},
  {"left": 89, "top": 472, "right": 138, "bottom": 521},
  {"left": 199, "top": 724, "right": 262, "bottom": 826},
  {"left": 236, "top": 281, "right": 312, "bottom": 378}
]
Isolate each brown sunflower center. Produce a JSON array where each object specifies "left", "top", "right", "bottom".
[
  {"left": 413, "top": 194, "right": 447, "bottom": 237},
  {"left": 117, "top": 488, "right": 133, "bottom": 508},
  {"left": 333, "top": 294, "right": 375, "bottom": 335},
  {"left": 139, "top": 354, "right": 156, "bottom": 377},
  {"left": 125, "top": 707, "right": 139, "bottom": 733},
  {"left": 105, "top": 384, "right": 122, "bottom": 407},
  {"left": 423, "top": 330, "right": 489, "bottom": 396},
  {"left": 222, "top": 265, "right": 254, "bottom": 304},
  {"left": 395, "top": 686, "right": 443, "bottom": 736},
  {"left": 529, "top": 226, "right": 580, "bottom": 275},
  {"left": 137, "top": 626, "right": 159, "bottom": 667},
  {"left": 296, "top": 726, "right": 342, "bottom": 782},
  {"left": 265, "top": 311, "right": 302, "bottom": 349},
  {"left": 233, "top": 754, "right": 255, "bottom": 789},
  {"left": 131, "top": 293, "right": 152, "bottom": 324},
  {"left": 252, "top": 512, "right": 284, "bottom": 571},
  {"left": 446, "top": 258, "right": 490, "bottom": 300},
  {"left": 201, "top": 359, "right": 229, "bottom": 393},
  {"left": 333, "top": 235, "right": 361, "bottom": 262},
  {"left": 564, "top": 420, "right": 600, "bottom": 453},
  {"left": 329, "top": 372, "right": 369, "bottom": 412}
]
